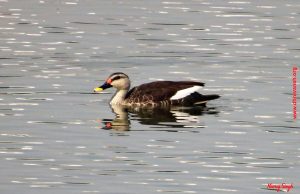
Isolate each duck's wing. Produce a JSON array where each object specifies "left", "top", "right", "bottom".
[{"left": 125, "top": 81, "right": 205, "bottom": 103}]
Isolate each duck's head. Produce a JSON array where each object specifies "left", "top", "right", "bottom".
[{"left": 94, "top": 72, "right": 130, "bottom": 92}]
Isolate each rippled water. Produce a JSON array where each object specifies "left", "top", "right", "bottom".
[{"left": 1, "top": 0, "right": 299, "bottom": 193}]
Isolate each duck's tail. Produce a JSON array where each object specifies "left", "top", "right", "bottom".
[{"left": 193, "top": 93, "right": 220, "bottom": 105}]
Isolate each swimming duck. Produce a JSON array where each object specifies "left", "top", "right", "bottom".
[{"left": 94, "top": 72, "right": 219, "bottom": 107}]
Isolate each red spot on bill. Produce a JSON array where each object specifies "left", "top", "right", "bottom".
[
  {"left": 106, "top": 78, "right": 112, "bottom": 84},
  {"left": 267, "top": 183, "right": 294, "bottom": 192}
]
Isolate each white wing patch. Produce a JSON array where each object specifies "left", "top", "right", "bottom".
[{"left": 170, "top": 86, "right": 202, "bottom": 100}]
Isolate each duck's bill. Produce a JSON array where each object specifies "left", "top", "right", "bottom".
[{"left": 94, "top": 82, "right": 112, "bottom": 93}]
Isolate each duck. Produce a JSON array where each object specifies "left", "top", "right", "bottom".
[{"left": 94, "top": 72, "right": 220, "bottom": 107}]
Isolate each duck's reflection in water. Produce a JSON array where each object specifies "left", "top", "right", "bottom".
[{"left": 100, "top": 104, "right": 219, "bottom": 131}]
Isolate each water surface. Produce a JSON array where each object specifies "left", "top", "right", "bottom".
[{"left": 0, "top": 0, "right": 299, "bottom": 193}]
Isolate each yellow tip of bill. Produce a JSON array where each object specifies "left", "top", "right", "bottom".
[{"left": 94, "top": 87, "right": 103, "bottom": 92}]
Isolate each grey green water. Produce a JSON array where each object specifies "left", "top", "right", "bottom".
[{"left": 0, "top": 0, "right": 299, "bottom": 193}]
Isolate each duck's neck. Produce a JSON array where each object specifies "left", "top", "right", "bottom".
[{"left": 110, "top": 89, "right": 128, "bottom": 105}]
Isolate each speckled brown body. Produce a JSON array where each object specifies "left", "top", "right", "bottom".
[{"left": 121, "top": 81, "right": 217, "bottom": 107}]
